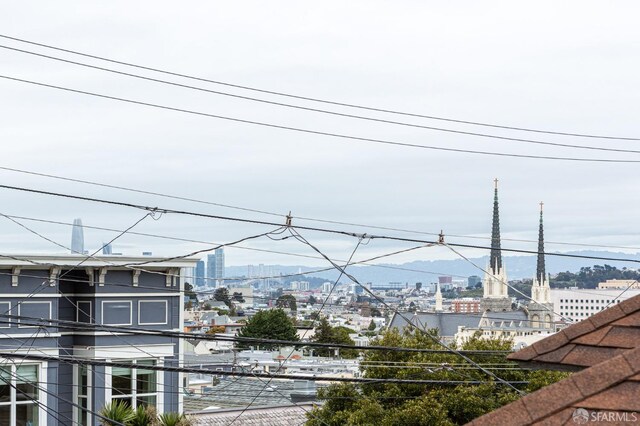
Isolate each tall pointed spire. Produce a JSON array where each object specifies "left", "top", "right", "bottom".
[
  {"left": 490, "top": 179, "right": 502, "bottom": 273},
  {"left": 536, "top": 202, "right": 545, "bottom": 282}
]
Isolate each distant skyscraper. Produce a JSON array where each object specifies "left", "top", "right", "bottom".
[
  {"left": 71, "top": 218, "right": 84, "bottom": 254},
  {"left": 195, "top": 260, "right": 205, "bottom": 286},
  {"left": 102, "top": 243, "right": 112, "bottom": 255},
  {"left": 207, "top": 248, "right": 225, "bottom": 286}
]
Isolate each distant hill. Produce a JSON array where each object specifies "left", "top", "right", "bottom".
[{"left": 226, "top": 250, "right": 640, "bottom": 285}]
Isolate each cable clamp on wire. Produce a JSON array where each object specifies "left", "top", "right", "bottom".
[
  {"left": 285, "top": 211, "right": 293, "bottom": 227},
  {"left": 438, "top": 230, "right": 445, "bottom": 244}
]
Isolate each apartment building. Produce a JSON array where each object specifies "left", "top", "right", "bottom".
[{"left": 0, "top": 254, "right": 196, "bottom": 426}]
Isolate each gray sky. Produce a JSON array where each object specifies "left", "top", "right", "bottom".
[{"left": 1, "top": 2, "right": 639, "bottom": 269}]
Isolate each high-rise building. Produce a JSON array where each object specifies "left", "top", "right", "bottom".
[
  {"left": 71, "top": 218, "right": 84, "bottom": 254},
  {"left": 194, "top": 260, "right": 205, "bottom": 286},
  {"left": 207, "top": 248, "right": 225, "bottom": 286},
  {"left": 102, "top": 242, "right": 112, "bottom": 255}
]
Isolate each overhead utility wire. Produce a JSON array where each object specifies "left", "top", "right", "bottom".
[
  {"left": 1, "top": 44, "right": 637, "bottom": 156},
  {"left": 226, "top": 237, "right": 366, "bottom": 426},
  {"left": 287, "top": 228, "right": 525, "bottom": 394},
  {"left": 2, "top": 166, "right": 640, "bottom": 252},
  {"left": 2, "top": 182, "right": 639, "bottom": 265},
  {"left": 2, "top": 74, "right": 639, "bottom": 164},
  {"left": 0, "top": 353, "right": 529, "bottom": 386},
  {"left": 0, "top": 314, "right": 511, "bottom": 355},
  {"left": 0, "top": 33, "right": 636, "bottom": 141}
]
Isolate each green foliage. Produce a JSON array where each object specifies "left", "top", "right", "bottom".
[
  {"left": 98, "top": 402, "right": 192, "bottom": 426},
  {"left": 129, "top": 405, "right": 158, "bottom": 426},
  {"left": 213, "top": 288, "right": 231, "bottom": 307},
  {"left": 99, "top": 400, "right": 136, "bottom": 425},
  {"left": 553, "top": 265, "right": 640, "bottom": 289},
  {"left": 158, "top": 412, "right": 192, "bottom": 426},
  {"left": 276, "top": 294, "right": 298, "bottom": 311},
  {"left": 184, "top": 282, "right": 197, "bottom": 301},
  {"left": 312, "top": 318, "right": 358, "bottom": 358},
  {"left": 236, "top": 309, "right": 299, "bottom": 349},
  {"left": 368, "top": 320, "right": 377, "bottom": 331},
  {"left": 306, "top": 328, "right": 569, "bottom": 425}
]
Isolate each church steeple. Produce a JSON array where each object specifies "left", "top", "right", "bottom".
[
  {"left": 536, "top": 202, "right": 545, "bottom": 282},
  {"left": 490, "top": 178, "right": 502, "bottom": 274},
  {"left": 481, "top": 179, "right": 511, "bottom": 312}
]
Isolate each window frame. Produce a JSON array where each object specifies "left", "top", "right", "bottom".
[
  {"left": 138, "top": 300, "right": 168, "bottom": 326},
  {"left": 101, "top": 301, "right": 133, "bottom": 326},
  {"left": 77, "top": 301, "right": 93, "bottom": 324},
  {"left": 18, "top": 301, "right": 52, "bottom": 329}
]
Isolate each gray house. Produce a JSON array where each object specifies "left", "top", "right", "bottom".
[{"left": 0, "top": 254, "right": 196, "bottom": 426}]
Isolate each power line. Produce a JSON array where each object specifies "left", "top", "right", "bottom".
[
  {"left": 1, "top": 164, "right": 639, "bottom": 252},
  {"left": 0, "top": 352, "right": 530, "bottom": 386},
  {"left": 287, "top": 228, "right": 525, "bottom": 394},
  {"left": 2, "top": 44, "right": 639, "bottom": 156},
  {"left": 0, "top": 314, "right": 511, "bottom": 355},
  {"left": 2, "top": 74, "right": 639, "bottom": 163},
  {"left": 1, "top": 33, "right": 636, "bottom": 141},
  {"left": 2, "top": 182, "right": 639, "bottom": 265}
]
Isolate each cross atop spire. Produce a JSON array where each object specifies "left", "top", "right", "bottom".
[
  {"left": 536, "top": 202, "right": 545, "bottom": 281},
  {"left": 490, "top": 179, "right": 502, "bottom": 273}
]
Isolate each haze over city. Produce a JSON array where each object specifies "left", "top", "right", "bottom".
[{"left": 1, "top": 2, "right": 640, "bottom": 270}]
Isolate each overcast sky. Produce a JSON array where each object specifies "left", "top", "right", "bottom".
[{"left": 0, "top": 2, "right": 639, "bottom": 270}]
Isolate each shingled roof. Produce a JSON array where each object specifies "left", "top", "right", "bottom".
[
  {"left": 508, "top": 294, "right": 640, "bottom": 370},
  {"left": 468, "top": 294, "right": 640, "bottom": 425}
]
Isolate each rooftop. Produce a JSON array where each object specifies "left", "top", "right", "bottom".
[{"left": 468, "top": 294, "right": 640, "bottom": 425}]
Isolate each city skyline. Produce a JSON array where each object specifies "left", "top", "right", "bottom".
[{"left": 1, "top": 2, "right": 639, "bottom": 268}]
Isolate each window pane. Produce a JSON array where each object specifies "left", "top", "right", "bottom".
[
  {"left": 139, "top": 301, "right": 167, "bottom": 324},
  {"left": 79, "top": 366, "right": 88, "bottom": 396},
  {"left": 16, "top": 402, "right": 39, "bottom": 426},
  {"left": 103, "top": 302, "right": 131, "bottom": 325},
  {"left": 137, "top": 395, "right": 156, "bottom": 408},
  {"left": 0, "top": 367, "right": 10, "bottom": 403},
  {"left": 78, "top": 396, "right": 88, "bottom": 425},
  {"left": 112, "top": 366, "right": 132, "bottom": 395},
  {"left": 136, "top": 361, "right": 156, "bottom": 395},
  {"left": 16, "top": 365, "right": 38, "bottom": 401},
  {"left": 0, "top": 405, "right": 9, "bottom": 426}
]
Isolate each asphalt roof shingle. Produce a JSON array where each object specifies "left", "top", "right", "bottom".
[{"left": 469, "top": 294, "right": 640, "bottom": 425}]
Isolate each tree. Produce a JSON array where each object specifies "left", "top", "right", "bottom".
[
  {"left": 236, "top": 309, "right": 299, "bottom": 350},
  {"left": 184, "top": 282, "right": 197, "bottom": 301},
  {"left": 232, "top": 292, "right": 245, "bottom": 303},
  {"left": 306, "top": 328, "right": 569, "bottom": 425},
  {"left": 367, "top": 320, "right": 376, "bottom": 331},
  {"left": 276, "top": 294, "right": 297, "bottom": 312},
  {"left": 213, "top": 288, "right": 231, "bottom": 307},
  {"left": 311, "top": 318, "right": 358, "bottom": 358},
  {"left": 308, "top": 295, "right": 318, "bottom": 305},
  {"left": 202, "top": 303, "right": 212, "bottom": 311}
]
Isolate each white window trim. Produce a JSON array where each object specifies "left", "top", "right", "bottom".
[
  {"left": 0, "top": 302, "right": 10, "bottom": 328},
  {"left": 18, "top": 301, "right": 52, "bottom": 328},
  {"left": 0, "top": 362, "right": 47, "bottom": 425},
  {"left": 138, "top": 300, "right": 168, "bottom": 325},
  {"left": 107, "top": 359, "right": 160, "bottom": 410},
  {"left": 77, "top": 301, "right": 93, "bottom": 324},
  {"left": 72, "top": 364, "right": 92, "bottom": 426},
  {"left": 101, "top": 301, "right": 132, "bottom": 326}
]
